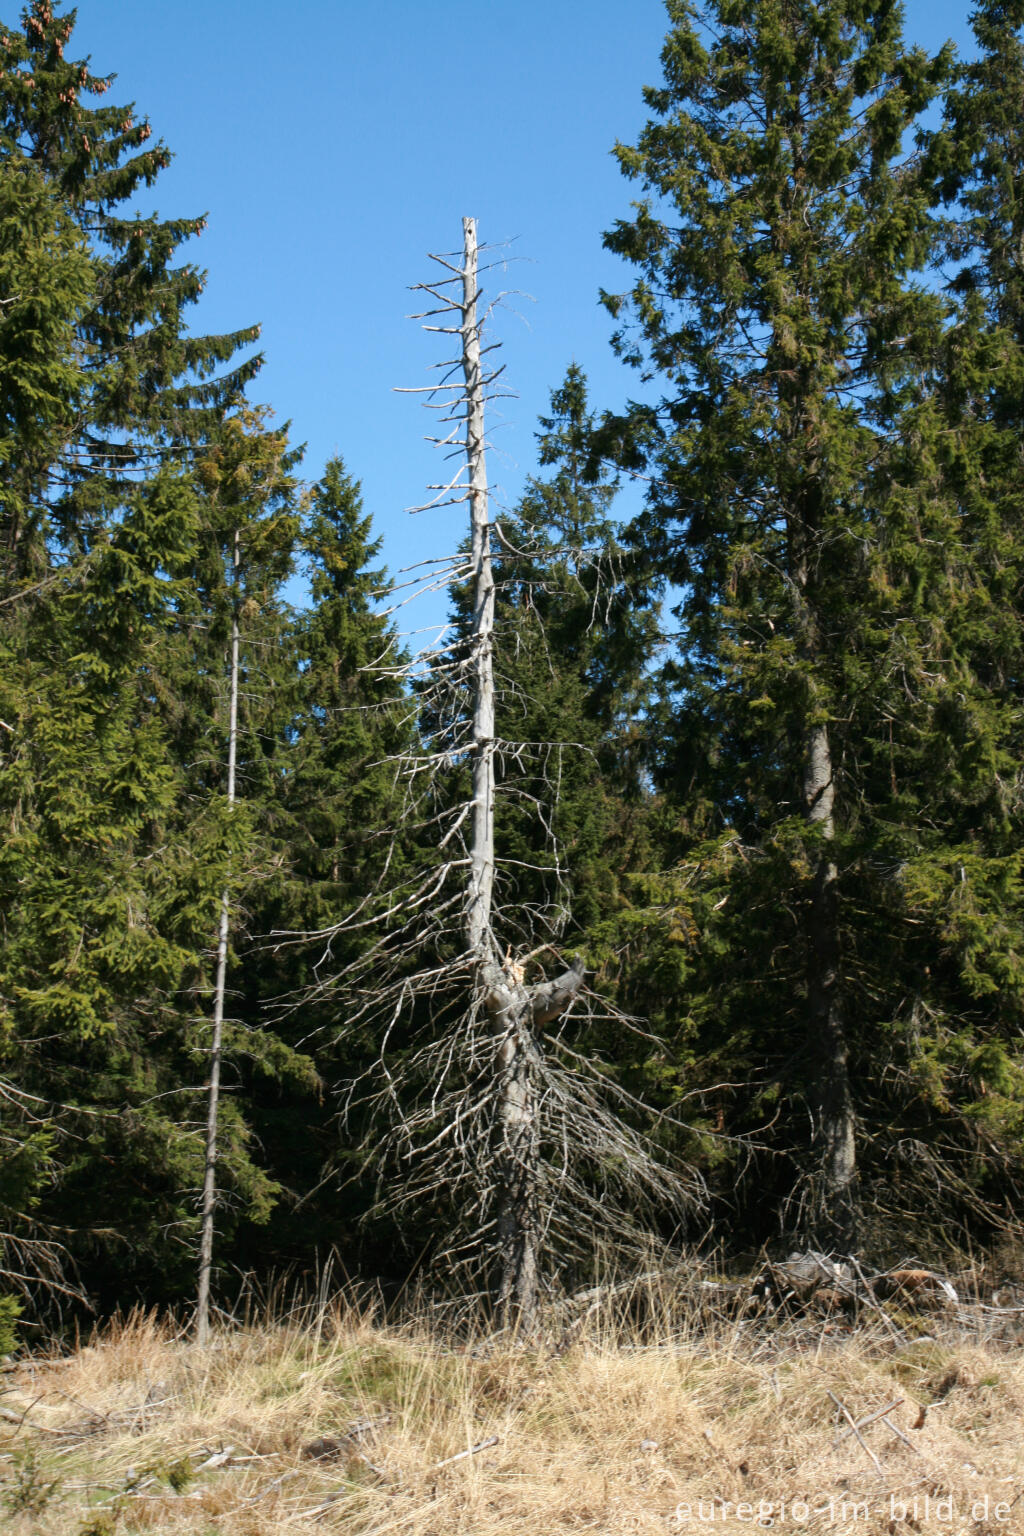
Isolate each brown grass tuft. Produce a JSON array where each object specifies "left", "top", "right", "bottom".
[{"left": 3, "top": 1297, "right": 1024, "bottom": 1534}]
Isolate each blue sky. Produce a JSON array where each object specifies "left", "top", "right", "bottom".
[{"left": 66, "top": 0, "right": 976, "bottom": 634}]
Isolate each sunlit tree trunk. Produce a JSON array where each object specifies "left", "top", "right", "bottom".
[
  {"left": 460, "top": 217, "right": 544, "bottom": 1328},
  {"left": 196, "top": 527, "right": 240, "bottom": 1346}
]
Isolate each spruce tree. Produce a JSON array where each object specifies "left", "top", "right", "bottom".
[
  {"left": 602, "top": 0, "right": 951, "bottom": 1246},
  {"left": 0, "top": 463, "right": 226, "bottom": 1308},
  {"left": 484, "top": 366, "right": 659, "bottom": 946},
  {"left": 0, "top": 153, "right": 91, "bottom": 585},
  {"left": 0, "top": 1, "right": 267, "bottom": 1311},
  {"left": 868, "top": 0, "right": 1024, "bottom": 1248},
  {"left": 288, "top": 457, "right": 410, "bottom": 919},
  {"left": 222, "top": 459, "right": 414, "bottom": 1279},
  {"left": 0, "top": 0, "right": 259, "bottom": 583},
  {"left": 174, "top": 408, "right": 320, "bottom": 1332}
]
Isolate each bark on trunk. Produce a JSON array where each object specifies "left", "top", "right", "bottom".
[
  {"left": 462, "top": 216, "right": 497, "bottom": 969},
  {"left": 196, "top": 527, "right": 240, "bottom": 1346},
  {"left": 458, "top": 219, "right": 584, "bottom": 1327},
  {"left": 802, "top": 717, "right": 857, "bottom": 1247},
  {"left": 460, "top": 217, "right": 537, "bottom": 1325},
  {"left": 494, "top": 993, "right": 540, "bottom": 1330},
  {"left": 460, "top": 218, "right": 583, "bottom": 1329},
  {"left": 790, "top": 513, "right": 857, "bottom": 1248},
  {"left": 491, "top": 959, "right": 585, "bottom": 1331}
]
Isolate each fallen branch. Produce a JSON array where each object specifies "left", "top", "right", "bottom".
[
  {"left": 0, "top": 1392, "right": 61, "bottom": 1435},
  {"left": 837, "top": 1397, "right": 903, "bottom": 1442},
  {"left": 882, "top": 1414, "right": 925, "bottom": 1457},
  {"left": 827, "top": 1390, "right": 884, "bottom": 1475},
  {"left": 194, "top": 1444, "right": 235, "bottom": 1471},
  {"left": 432, "top": 1434, "right": 500, "bottom": 1470},
  {"left": 235, "top": 1468, "right": 304, "bottom": 1510}
]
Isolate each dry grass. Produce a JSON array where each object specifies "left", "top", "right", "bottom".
[{"left": 3, "top": 1296, "right": 1024, "bottom": 1535}]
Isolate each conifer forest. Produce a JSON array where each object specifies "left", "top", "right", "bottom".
[{"left": 6, "top": 0, "right": 1024, "bottom": 1340}]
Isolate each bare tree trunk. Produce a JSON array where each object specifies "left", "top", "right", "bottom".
[
  {"left": 459, "top": 218, "right": 537, "bottom": 1325},
  {"left": 460, "top": 217, "right": 544, "bottom": 1330},
  {"left": 380, "top": 220, "right": 595, "bottom": 1321},
  {"left": 493, "top": 992, "right": 540, "bottom": 1327},
  {"left": 196, "top": 527, "right": 240, "bottom": 1346},
  {"left": 462, "top": 216, "right": 497, "bottom": 970}
]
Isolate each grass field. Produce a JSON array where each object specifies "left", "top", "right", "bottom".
[{"left": 3, "top": 1290, "right": 1024, "bottom": 1534}]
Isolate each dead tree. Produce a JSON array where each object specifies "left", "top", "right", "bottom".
[
  {"left": 287, "top": 219, "right": 697, "bottom": 1329},
  {"left": 457, "top": 216, "right": 602, "bottom": 1322},
  {"left": 196, "top": 526, "right": 239, "bottom": 1348}
]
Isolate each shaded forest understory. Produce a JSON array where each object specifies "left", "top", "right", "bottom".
[{"left": 7, "top": 0, "right": 1024, "bottom": 1339}]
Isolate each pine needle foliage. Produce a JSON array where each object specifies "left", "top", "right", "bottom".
[{"left": 598, "top": 0, "right": 985, "bottom": 1252}]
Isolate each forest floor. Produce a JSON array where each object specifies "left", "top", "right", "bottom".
[{"left": 3, "top": 1295, "right": 1024, "bottom": 1535}]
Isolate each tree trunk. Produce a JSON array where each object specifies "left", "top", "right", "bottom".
[
  {"left": 494, "top": 995, "right": 540, "bottom": 1331},
  {"left": 489, "top": 960, "right": 585, "bottom": 1331},
  {"left": 790, "top": 509, "right": 857, "bottom": 1248},
  {"left": 196, "top": 527, "right": 240, "bottom": 1346},
  {"left": 802, "top": 716, "right": 857, "bottom": 1247},
  {"left": 462, "top": 216, "right": 497, "bottom": 969},
  {"left": 460, "top": 217, "right": 543, "bottom": 1329}
]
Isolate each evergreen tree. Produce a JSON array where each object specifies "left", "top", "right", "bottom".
[
  {"left": 486, "top": 365, "right": 659, "bottom": 946},
  {"left": 223, "top": 457, "right": 415, "bottom": 1279},
  {"left": 0, "top": 463, "right": 224, "bottom": 1309},
  {"left": 602, "top": 0, "right": 952, "bottom": 1247},
  {"left": 0, "top": 153, "right": 91, "bottom": 585},
  {"left": 287, "top": 457, "right": 410, "bottom": 922},
  {"left": 0, "top": 144, "right": 92, "bottom": 1308},
  {"left": 0, "top": 0, "right": 259, "bottom": 585},
  {"left": 866, "top": 0, "right": 1024, "bottom": 1249},
  {"left": 0, "top": 0, "right": 265, "bottom": 1312}
]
